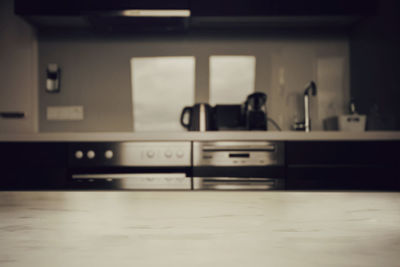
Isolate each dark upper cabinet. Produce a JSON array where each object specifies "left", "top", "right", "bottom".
[
  {"left": 191, "top": 0, "right": 377, "bottom": 17},
  {"left": 84, "top": 0, "right": 190, "bottom": 10},
  {"left": 15, "top": 0, "right": 190, "bottom": 15},
  {"left": 190, "top": 0, "right": 274, "bottom": 16},
  {"left": 15, "top": 0, "right": 377, "bottom": 16},
  {"left": 14, "top": 0, "right": 378, "bottom": 32},
  {"left": 15, "top": 0, "right": 191, "bottom": 33},
  {"left": 15, "top": 0, "right": 78, "bottom": 15},
  {"left": 272, "top": 0, "right": 377, "bottom": 16}
]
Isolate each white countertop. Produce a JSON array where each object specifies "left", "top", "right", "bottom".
[
  {"left": 1, "top": 131, "right": 400, "bottom": 141},
  {"left": 0, "top": 191, "right": 399, "bottom": 267}
]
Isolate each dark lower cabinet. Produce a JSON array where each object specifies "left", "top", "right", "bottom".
[
  {"left": 286, "top": 141, "right": 400, "bottom": 190},
  {"left": 286, "top": 166, "right": 399, "bottom": 190},
  {"left": 1, "top": 141, "right": 399, "bottom": 190},
  {"left": 0, "top": 142, "right": 68, "bottom": 189},
  {"left": 1, "top": 167, "right": 68, "bottom": 189}
]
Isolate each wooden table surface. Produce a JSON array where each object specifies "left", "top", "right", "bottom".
[{"left": 1, "top": 191, "right": 400, "bottom": 267}]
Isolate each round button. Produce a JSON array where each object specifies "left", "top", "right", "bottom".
[
  {"left": 164, "top": 150, "right": 173, "bottom": 158},
  {"left": 104, "top": 150, "right": 114, "bottom": 159},
  {"left": 75, "top": 150, "right": 83, "bottom": 159},
  {"left": 146, "top": 150, "right": 155, "bottom": 158},
  {"left": 87, "top": 150, "right": 96, "bottom": 159},
  {"left": 176, "top": 150, "right": 184, "bottom": 158}
]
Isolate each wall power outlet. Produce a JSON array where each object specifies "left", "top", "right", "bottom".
[{"left": 47, "top": 106, "right": 84, "bottom": 121}]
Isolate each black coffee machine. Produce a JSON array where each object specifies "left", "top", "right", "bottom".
[{"left": 244, "top": 92, "right": 267, "bottom": 130}]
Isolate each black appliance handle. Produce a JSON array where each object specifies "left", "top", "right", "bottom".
[{"left": 180, "top": 107, "right": 192, "bottom": 129}]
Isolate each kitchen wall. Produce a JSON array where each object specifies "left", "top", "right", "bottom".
[
  {"left": 38, "top": 33, "right": 350, "bottom": 132},
  {"left": 0, "top": 0, "right": 38, "bottom": 133}
]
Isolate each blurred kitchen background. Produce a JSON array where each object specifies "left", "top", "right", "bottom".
[{"left": 0, "top": 0, "right": 399, "bottom": 133}]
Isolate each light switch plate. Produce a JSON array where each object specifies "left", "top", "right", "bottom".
[{"left": 47, "top": 106, "right": 84, "bottom": 121}]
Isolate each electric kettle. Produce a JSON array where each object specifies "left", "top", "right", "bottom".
[{"left": 180, "top": 103, "right": 214, "bottom": 131}]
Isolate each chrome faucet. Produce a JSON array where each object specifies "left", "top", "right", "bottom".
[
  {"left": 292, "top": 81, "right": 317, "bottom": 132},
  {"left": 303, "top": 81, "right": 317, "bottom": 132}
]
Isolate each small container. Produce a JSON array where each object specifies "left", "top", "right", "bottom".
[
  {"left": 338, "top": 99, "right": 366, "bottom": 132},
  {"left": 338, "top": 115, "right": 367, "bottom": 132}
]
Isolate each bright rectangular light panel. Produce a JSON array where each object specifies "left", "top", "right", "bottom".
[{"left": 131, "top": 56, "right": 195, "bottom": 131}]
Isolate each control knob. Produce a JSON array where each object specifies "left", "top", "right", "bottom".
[
  {"left": 104, "top": 150, "right": 114, "bottom": 159},
  {"left": 146, "top": 150, "right": 155, "bottom": 158},
  {"left": 176, "top": 150, "right": 184, "bottom": 158},
  {"left": 87, "top": 150, "right": 96, "bottom": 159},
  {"left": 75, "top": 150, "right": 84, "bottom": 159},
  {"left": 164, "top": 150, "right": 173, "bottom": 158}
]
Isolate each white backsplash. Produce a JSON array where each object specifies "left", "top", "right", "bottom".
[{"left": 38, "top": 35, "right": 349, "bottom": 132}]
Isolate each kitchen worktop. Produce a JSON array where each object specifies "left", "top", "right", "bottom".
[
  {"left": 0, "top": 191, "right": 399, "bottom": 267},
  {"left": 1, "top": 131, "right": 400, "bottom": 142}
]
